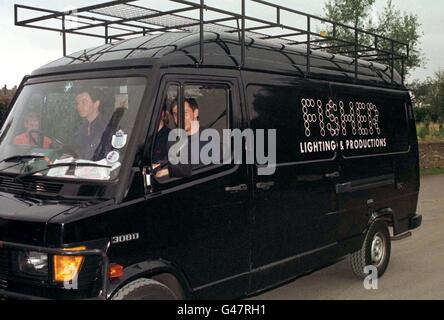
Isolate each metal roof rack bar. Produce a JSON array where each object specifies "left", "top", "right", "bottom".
[
  {"left": 67, "top": 7, "right": 198, "bottom": 33},
  {"left": 14, "top": 0, "right": 409, "bottom": 84}
]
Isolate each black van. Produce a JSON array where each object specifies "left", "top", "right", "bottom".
[{"left": 0, "top": 1, "right": 421, "bottom": 300}]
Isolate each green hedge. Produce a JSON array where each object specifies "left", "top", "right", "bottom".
[{"left": 417, "top": 122, "right": 444, "bottom": 141}]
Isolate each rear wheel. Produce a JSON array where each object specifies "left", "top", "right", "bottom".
[
  {"left": 111, "top": 278, "right": 179, "bottom": 300},
  {"left": 350, "top": 219, "right": 391, "bottom": 279}
]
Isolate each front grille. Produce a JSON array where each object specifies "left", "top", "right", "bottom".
[
  {"left": 0, "top": 177, "right": 63, "bottom": 195},
  {"left": 0, "top": 248, "right": 10, "bottom": 278},
  {"left": 0, "top": 249, "right": 8, "bottom": 297},
  {"left": 0, "top": 278, "right": 7, "bottom": 290},
  {"left": 0, "top": 248, "right": 10, "bottom": 294},
  {"left": 0, "top": 278, "right": 7, "bottom": 299}
]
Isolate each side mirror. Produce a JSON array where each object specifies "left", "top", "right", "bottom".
[
  {"left": 142, "top": 162, "right": 193, "bottom": 194},
  {"left": 142, "top": 166, "right": 153, "bottom": 194}
]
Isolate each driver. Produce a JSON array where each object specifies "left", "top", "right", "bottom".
[
  {"left": 14, "top": 111, "right": 53, "bottom": 149},
  {"left": 74, "top": 88, "right": 108, "bottom": 160}
]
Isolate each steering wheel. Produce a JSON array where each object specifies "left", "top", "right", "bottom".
[{"left": 28, "top": 129, "right": 66, "bottom": 150}]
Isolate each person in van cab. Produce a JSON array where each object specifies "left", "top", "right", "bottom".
[
  {"left": 154, "top": 98, "right": 201, "bottom": 179},
  {"left": 74, "top": 88, "right": 108, "bottom": 160},
  {"left": 14, "top": 111, "right": 53, "bottom": 149},
  {"left": 152, "top": 103, "right": 171, "bottom": 164},
  {"left": 172, "top": 98, "right": 200, "bottom": 137}
]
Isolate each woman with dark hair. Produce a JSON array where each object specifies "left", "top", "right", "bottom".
[{"left": 152, "top": 102, "right": 171, "bottom": 163}]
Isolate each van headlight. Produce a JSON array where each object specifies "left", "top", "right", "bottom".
[{"left": 17, "top": 251, "right": 49, "bottom": 277}]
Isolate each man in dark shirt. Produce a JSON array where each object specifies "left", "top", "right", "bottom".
[
  {"left": 74, "top": 88, "right": 108, "bottom": 160},
  {"left": 155, "top": 98, "right": 202, "bottom": 178}
]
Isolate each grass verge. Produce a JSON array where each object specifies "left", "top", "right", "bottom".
[{"left": 420, "top": 168, "right": 444, "bottom": 176}]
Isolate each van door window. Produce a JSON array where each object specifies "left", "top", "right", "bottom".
[
  {"left": 183, "top": 84, "right": 229, "bottom": 139},
  {"left": 152, "top": 83, "right": 230, "bottom": 180}
]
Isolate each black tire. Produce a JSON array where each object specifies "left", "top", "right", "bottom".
[
  {"left": 350, "top": 219, "right": 391, "bottom": 280},
  {"left": 111, "top": 278, "right": 179, "bottom": 300}
]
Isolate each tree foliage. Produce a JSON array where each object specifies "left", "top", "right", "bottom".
[
  {"left": 323, "top": 0, "right": 424, "bottom": 77},
  {"left": 324, "top": 0, "right": 376, "bottom": 28},
  {"left": 410, "top": 71, "right": 444, "bottom": 123}
]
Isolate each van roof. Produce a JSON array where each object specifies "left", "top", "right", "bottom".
[{"left": 33, "top": 31, "right": 403, "bottom": 89}]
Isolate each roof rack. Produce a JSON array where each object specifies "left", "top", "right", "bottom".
[{"left": 14, "top": 0, "right": 409, "bottom": 84}]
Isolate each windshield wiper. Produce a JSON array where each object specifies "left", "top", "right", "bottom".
[
  {"left": 15, "top": 162, "right": 112, "bottom": 182},
  {"left": 0, "top": 155, "right": 46, "bottom": 174},
  {"left": 0, "top": 155, "right": 46, "bottom": 164}
]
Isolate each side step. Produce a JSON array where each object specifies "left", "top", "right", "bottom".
[{"left": 391, "top": 231, "right": 412, "bottom": 241}]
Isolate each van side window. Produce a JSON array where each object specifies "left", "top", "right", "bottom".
[
  {"left": 184, "top": 84, "right": 229, "bottom": 138},
  {"left": 153, "top": 83, "right": 230, "bottom": 180},
  {"left": 247, "top": 84, "right": 337, "bottom": 164},
  {"left": 180, "top": 83, "right": 230, "bottom": 172}
]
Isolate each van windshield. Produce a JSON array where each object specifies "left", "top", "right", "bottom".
[{"left": 0, "top": 77, "right": 146, "bottom": 181}]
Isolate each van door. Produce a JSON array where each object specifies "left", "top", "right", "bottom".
[
  {"left": 144, "top": 74, "right": 252, "bottom": 299},
  {"left": 244, "top": 74, "right": 341, "bottom": 290}
]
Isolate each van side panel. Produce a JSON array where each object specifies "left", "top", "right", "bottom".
[{"left": 331, "top": 83, "right": 419, "bottom": 238}]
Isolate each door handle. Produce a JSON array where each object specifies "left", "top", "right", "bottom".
[
  {"left": 256, "top": 181, "right": 275, "bottom": 191},
  {"left": 325, "top": 171, "right": 340, "bottom": 179},
  {"left": 225, "top": 184, "right": 248, "bottom": 193}
]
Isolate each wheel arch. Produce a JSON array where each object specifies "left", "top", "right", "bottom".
[
  {"left": 369, "top": 207, "right": 396, "bottom": 235},
  {"left": 107, "top": 259, "right": 193, "bottom": 300}
]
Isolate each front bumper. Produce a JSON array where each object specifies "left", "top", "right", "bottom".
[{"left": 0, "top": 241, "right": 109, "bottom": 300}]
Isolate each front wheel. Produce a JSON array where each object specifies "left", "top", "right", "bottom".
[
  {"left": 111, "top": 278, "right": 179, "bottom": 300},
  {"left": 350, "top": 219, "right": 391, "bottom": 279}
]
